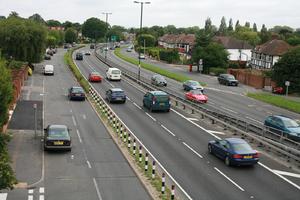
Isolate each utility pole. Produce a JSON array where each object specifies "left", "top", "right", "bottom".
[{"left": 102, "top": 12, "right": 112, "bottom": 61}]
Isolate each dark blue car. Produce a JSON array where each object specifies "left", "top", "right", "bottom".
[
  {"left": 208, "top": 138, "right": 259, "bottom": 166},
  {"left": 68, "top": 86, "right": 86, "bottom": 101},
  {"left": 183, "top": 80, "right": 204, "bottom": 92},
  {"left": 106, "top": 88, "right": 126, "bottom": 103}
]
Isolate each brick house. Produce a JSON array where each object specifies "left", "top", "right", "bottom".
[{"left": 250, "top": 39, "right": 291, "bottom": 69}]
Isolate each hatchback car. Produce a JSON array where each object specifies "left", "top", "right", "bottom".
[
  {"left": 183, "top": 80, "right": 204, "bottom": 92},
  {"left": 68, "top": 86, "right": 86, "bottom": 101},
  {"left": 88, "top": 72, "right": 102, "bottom": 82},
  {"left": 85, "top": 51, "right": 91, "bottom": 55},
  {"left": 139, "top": 54, "right": 145, "bottom": 59},
  {"left": 106, "top": 88, "right": 126, "bottom": 103},
  {"left": 185, "top": 89, "right": 208, "bottom": 103},
  {"left": 143, "top": 91, "right": 170, "bottom": 112},
  {"left": 218, "top": 74, "right": 239, "bottom": 86},
  {"left": 151, "top": 75, "right": 167, "bottom": 87},
  {"left": 44, "top": 124, "right": 71, "bottom": 151},
  {"left": 75, "top": 52, "right": 83, "bottom": 60},
  {"left": 90, "top": 44, "right": 95, "bottom": 49},
  {"left": 208, "top": 138, "right": 259, "bottom": 166},
  {"left": 264, "top": 115, "right": 300, "bottom": 141}
]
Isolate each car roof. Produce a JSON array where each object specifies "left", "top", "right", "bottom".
[
  {"left": 109, "top": 67, "right": 120, "bottom": 70},
  {"left": 91, "top": 72, "right": 100, "bottom": 75},
  {"left": 48, "top": 124, "right": 68, "bottom": 129},
  {"left": 149, "top": 91, "right": 168, "bottom": 96},
  {"left": 225, "top": 138, "right": 247, "bottom": 144},
  {"left": 271, "top": 115, "right": 293, "bottom": 121},
  {"left": 187, "top": 80, "right": 198, "bottom": 83},
  {"left": 110, "top": 88, "right": 124, "bottom": 92},
  {"left": 71, "top": 86, "right": 83, "bottom": 89}
]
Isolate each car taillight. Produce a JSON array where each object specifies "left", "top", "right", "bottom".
[
  {"left": 233, "top": 154, "right": 243, "bottom": 159},
  {"left": 253, "top": 152, "right": 259, "bottom": 158},
  {"left": 152, "top": 96, "right": 156, "bottom": 104}
]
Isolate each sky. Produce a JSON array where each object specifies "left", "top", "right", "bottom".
[{"left": 1, "top": 0, "right": 300, "bottom": 30}]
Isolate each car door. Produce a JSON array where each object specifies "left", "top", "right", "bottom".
[
  {"left": 143, "top": 93, "right": 150, "bottom": 108},
  {"left": 214, "top": 140, "right": 229, "bottom": 159},
  {"left": 106, "top": 90, "right": 112, "bottom": 101}
]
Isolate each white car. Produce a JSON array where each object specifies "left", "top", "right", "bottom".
[
  {"left": 44, "top": 65, "right": 54, "bottom": 75},
  {"left": 106, "top": 68, "right": 121, "bottom": 81},
  {"left": 139, "top": 54, "right": 145, "bottom": 59}
]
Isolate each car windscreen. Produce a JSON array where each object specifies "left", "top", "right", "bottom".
[
  {"left": 48, "top": 128, "right": 69, "bottom": 139},
  {"left": 190, "top": 81, "right": 199, "bottom": 86},
  {"left": 282, "top": 119, "right": 299, "bottom": 128},
  {"left": 112, "top": 91, "right": 124, "bottom": 95},
  {"left": 231, "top": 143, "right": 253, "bottom": 152},
  {"left": 156, "top": 76, "right": 165, "bottom": 81},
  {"left": 91, "top": 72, "right": 100, "bottom": 76},
  {"left": 191, "top": 90, "right": 203, "bottom": 95},
  {"left": 112, "top": 70, "right": 120, "bottom": 74},
  {"left": 226, "top": 75, "right": 235, "bottom": 80},
  {"left": 72, "top": 88, "right": 84, "bottom": 93}
]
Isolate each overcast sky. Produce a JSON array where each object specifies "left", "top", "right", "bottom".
[{"left": 1, "top": 0, "right": 300, "bottom": 29}]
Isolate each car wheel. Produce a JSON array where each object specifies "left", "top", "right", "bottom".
[
  {"left": 225, "top": 156, "right": 231, "bottom": 166},
  {"left": 143, "top": 101, "right": 146, "bottom": 107},
  {"left": 208, "top": 144, "right": 212, "bottom": 154}
]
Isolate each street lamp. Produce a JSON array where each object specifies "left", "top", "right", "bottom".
[
  {"left": 102, "top": 12, "right": 112, "bottom": 60},
  {"left": 134, "top": 1, "right": 151, "bottom": 80}
]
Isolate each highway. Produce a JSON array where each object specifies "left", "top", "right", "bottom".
[{"left": 73, "top": 46, "right": 300, "bottom": 200}]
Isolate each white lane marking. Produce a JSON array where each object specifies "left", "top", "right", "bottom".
[
  {"left": 187, "top": 118, "right": 199, "bottom": 121},
  {"left": 0, "top": 193, "right": 7, "bottom": 200},
  {"left": 93, "top": 178, "right": 103, "bottom": 200},
  {"left": 39, "top": 195, "right": 44, "bottom": 200},
  {"left": 259, "top": 162, "right": 300, "bottom": 190},
  {"left": 207, "top": 130, "right": 225, "bottom": 135},
  {"left": 126, "top": 96, "right": 131, "bottom": 100},
  {"left": 28, "top": 189, "right": 34, "bottom": 194},
  {"left": 87, "top": 160, "right": 92, "bottom": 169},
  {"left": 183, "top": 142, "right": 203, "bottom": 158},
  {"left": 273, "top": 170, "right": 300, "bottom": 179},
  {"left": 145, "top": 112, "right": 156, "bottom": 122},
  {"left": 214, "top": 167, "right": 245, "bottom": 192},
  {"left": 161, "top": 125, "right": 176, "bottom": 137},
  {"left": 82, "top": 114, "right": 87, "bottom": 120},
  {"left": 245, "top": 116, "right": 263, "bottom": 124},
  {"left": 221, "top": 106, "right": 238, "bottom": 114},
  {"left": 104, "top": 79, "right": 114, "bottom": 87},
  {"left": 39, "top": 187, "right": 45, "bottom": 194},
  {"left": 76, "top": 129, "right": 83, "bottom": 143},
  {"left": 133, "top": 102, "right": 142, "bottom": 110},
  {"left": 171, "top": 108, "right": 221, "bottom": 140},
  {"left": 70, "top": 109, "right": 73, "bottom": 113},
  {"left": 72, "top": 116, "right": 77, "bottom": 126},
  {"left": 28, "top": 196, "right": 33, "bottom": 200},
  {"left": 71, "top": 155, "right": 74, "bottom": 159}
]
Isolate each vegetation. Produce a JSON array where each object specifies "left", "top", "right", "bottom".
[
  {"left": 136, "top": 34, "right": 156, "bottom": 47},
  {"left": 64, "top": 28, "right": 77, "bottom": 43},
  {"left": 210, "top": 67, "right": 227, "bottom": 76},
  {"left": 247, "top": 93, "right": 300, "bottom": 113},
  {"left": 82, "top": 17, "right": 107, "bottom": 41},
  {"left": 159, "top": 49, "right": 180, "bottom": 63}
]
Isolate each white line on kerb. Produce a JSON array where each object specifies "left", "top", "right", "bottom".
[
  {"left": 133, "top": 102, "right": 142, "bottom": 109},
  {"left": 161, "top": 125, "right": 176, "bottom": 136},
  {"left": 245, "top": 116, "right": 263, "bottom": 124},
  {"left": 72, "top": 115, "right": 77, "bottom": 126},
  {"left": 259, "top": 162, "right": 300, "bottom": 190},
  {"left": 93, "top": 178, "right": 103, "bottom": 200},
  {"left": 183, "top": 142, "right": 203, "bottom": 158},
  {"left": 28, "top": 196, "right": 33, "bottom": 200},
  {"left": 39, "top": 195, "right": 44, "bottom": 200},
  {"left": 145, "top": 112, "right": 156, "bottom": 121},
  {"left": 221, "top": 106, "right": 238, "bottom": 114},
  {"left": 87, "top": 160, "right": 92, "bottom": 169},
  {"left": 0, "top": 193, "right": 7, "bottom": 200},
  {"left": 76, "top": 129, "right": 82, "bottom": 143},
  {"left": 214, "top": 167, "right": 245, "bottom": 192},
  {"left": 272, "top": 170, "right": 300, "bottom": 179},
  {"left": 28, "top": 189, "right": 34, "bottom": 194},
  {"left": 39, "top": 187, "right": 45, "bottom": 194}
]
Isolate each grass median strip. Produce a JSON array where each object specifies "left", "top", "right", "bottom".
[
  {"left": 247, "top": 93, "right": 300, "bottom": 114},
  {"left": 114, "top": 48, "right": 206, "bottom": 86}
]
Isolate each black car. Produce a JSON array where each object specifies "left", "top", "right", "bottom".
[
  {"left": 68, "top": 86, "right": 86, "bottom": 101},
  {"left": 44, "top": 54, "right": 51, "bottom": 60},
  {"left": 106, "top": 88, "right": 126, "bottom": 103},
  {"left": 44, "top": 124, "right": 71, "bottom": 151},
  {"left": 75, "top": 52, "right": 83, "bottom": 60},
  {"left": 90, "top": 44, "right": 95, "bottom": 49},
  {"left": 151, "top": 74, "right": 167, "bottom": 87},
  {"left": 218, "top": 74, "right": 239, "bottom": 86}
]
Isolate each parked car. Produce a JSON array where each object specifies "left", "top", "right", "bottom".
[
  {"left": 46, "top": 49, "right": 54, "bottom": 56},
  {"left": 272, "top": 87, "right": 284, "bottom": 94},
  {"left": 90, "top": 44, "right": 95, "bottom": 49},
  {"left": 126, "top": 48, "right": 132, "bottom": 52},
  {"left": 218, "top": 74, "right": 239, "bottom": 86},
  {"left": 183, "top": 80, "right": 204, "bottom": 92},
  {"left": 106, "top": 68, "right": 121, "bottom": 81},
  {"left": 44, "top": 65, "right": 54, "bottom": 75},
  {"left": 44, "top": 54, "right": 51, "bottom": 60},
  {"left": 44, "top": 124, "right": 72, "bottom": 151},
  {"left": 106, "top": 88, "right": 126, "bottom": 103},
  {"left": 143, "top": 91, "right": 170, "bottom": 112},
  {"left": 139, "top": 54, "right": 145, "bottom": 59},
  {"left": 75, "top": 52, "right": 83, "bottom": 60},
  {"left": 85, "top": 51, "right": 91, "bottom": 55},
  {"left": 68, "top": 86, "right": 86, "bottom": 101},
  {"left": 208, "top": 138, "right": 259, "bottom": 166},
  {"left": 151, "top": 74, "right": 167, "bottom": 87},
  {"left": 185, "top": 89, "right": 208, "bottom": 103},
  {"left": 264, "top": 115, "right": 300, "bottom": 141},
  {"left": 88, "top": 72, "right": 102, "bottom": 82},
  {"left": 110, "top": 46, "right": 115, "bottom": 50}
]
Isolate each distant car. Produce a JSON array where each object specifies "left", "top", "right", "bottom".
[
  {"left": 68, "top": 86, "right": 85, "bottom": 101},
  {"left": 44, "top": 124, "right": 71, "bottom": 151},
  {"left": 272, "top": 87, "right": 284, "bottom": 94},
  {"left": 85, "top": 51, "right": 91, "bottom": 55},
  {"left": 106, "top": 88, "right": 126, "bottom": 103},
  {"left": 218, "top": 74, "right": 239, "bottom": 86},
  {"left": 104, "top": 47, "right": 109, "bottom": 51},
  {"left": 88, "top": 72, "right": 102, "bottom": 82},
  {"left": 90, "top": 44, "right": 95, "bottom": 49},
  {"left": 110, "top": 46, "right": 115, "bottom": 50},
  {"left": 264, "top": 115, "right": 300, "bottom": 141},
  {"left": 143, "top": 91, "right": 170, "bottom": 112},
  {"left": 126, "top": 48, "right": 132, "bottom": 52},
  {"left": 44, "top": 54, "right": 51, "bottom": 60},
  {"left": 183, "top": 80, "right": 204, "bottom": 92},
  {"left": 139, "top": 54, "right": 145, "bottom": 59},
  {"left": 75, "top": 52, "right": 83, "bottom": 60},
  {"left": 106, "top": 68, "right": 121, "bottom": 81},
  {"left": 46, "top": 49, "right": 54, "bottom": 56},
  {"left": 151, "top": 74, "right": 167, "bottom": 87},
  {"left": 44, "top": 64, "right": 54, "bottom": 75},
  {"left": 208, "top": 138, "right": 259, "bottom": 166},
  {"left": 185, "top": 89, "right": 208, "bottom": 103}
]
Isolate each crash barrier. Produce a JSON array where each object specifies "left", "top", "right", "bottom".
[{"left": 94, "top": 47, "right": 300, "bottom": 167}]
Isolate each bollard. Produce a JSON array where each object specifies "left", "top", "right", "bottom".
[
  {"left": 152, "top": 160, "right": 156, "bottom": 179},
  {"left": 161, "top": 173, "right": 165, "bottom": 194},
  {"left": 201, "top": 113, "right": 204, "bottom": 119},
  {"left": 116, "top": 123, "right": 119, "bottom": 134},
  {"left": 133, "top": 139, "right": 136, "bottom": 155},
  {"left": 113, "top": 116, "right": 116, "bottom": 128},
  {"left": 175, "top": 101, "right": 178, "bottom": 106},
  {"left": 139, "top": 146, "right": 142, "bottom": 163},
  {"left": 183, "top": 104, "right": 186, "bottom": 110},
  {"left": 171, "top": 185, "right": 175, "bottom": 200},
  {"left": 123, "top": 129, "right": 127, "bottom": 142},
  {"left": 120, "top": 125, "right": 123, "bottom": 139},
  {"left": 191, "top": 109, "right": 194, "bottom": 114},
  {"left": 145, "top": 153, "right": 148, "bottom": 172},
  {"left": 127, "top": 133, "right": 131, "bottom": 149}
]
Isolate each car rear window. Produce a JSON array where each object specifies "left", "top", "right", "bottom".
[
  {"left": 112, "top": 91, "right": 124, "bottom": 95},
  {"left": 72, "top": 88, "right": 84, "bottom": 93},
  {"left": 49, "top": 128, "right": 69, "bottom": 139},
  {"left": 156, "top": 95, "right": 169, "bottom": 102},
  {"left": 112, "top": 70, "right": 120, "bottom": 74},
  {"left": 231, "top": 143, "right": 253, "bottom": 151}
]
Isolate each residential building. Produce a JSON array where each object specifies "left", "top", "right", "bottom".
[{"left": 250, "top": 39, "right": 291, "bottom": 69}]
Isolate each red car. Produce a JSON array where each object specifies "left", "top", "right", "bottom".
[
  {"left": 185, "top": 89, "right": 208, "bottom": 103},
  {"left": 88, "top": 72, "right": 102, "bottom": 82}
]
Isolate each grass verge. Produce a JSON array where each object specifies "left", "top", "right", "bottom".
[{"left": 247, "top": 93, "right": 300, "bottom": 114}]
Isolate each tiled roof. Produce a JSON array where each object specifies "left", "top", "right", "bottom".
[
  {"left": 213, "top": 36, "right": 253, "bottom": 49},
  {"left": 159, "top": 34, "right": 196, "bottom": 45},
  {"left": 253, "top": 39, "right": 291, "bottom": 56}
]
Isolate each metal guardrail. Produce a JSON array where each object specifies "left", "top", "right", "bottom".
[{"left": 93, "top": 47, "right": 300, "bottom": 165}]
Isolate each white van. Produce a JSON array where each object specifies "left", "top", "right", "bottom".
[
  {"left": 44, "top": 64, "right": 54, "bottom": 75},
  {"left": 106, "top": 68, "right": 121, "bottom": 81}
]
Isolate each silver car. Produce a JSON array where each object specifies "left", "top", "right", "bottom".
[{"left": 151, "top": 75, "right": 167, "bottom": 87}]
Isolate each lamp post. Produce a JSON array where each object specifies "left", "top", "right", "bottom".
[
  {"left": 102, "top": 12, "right": 112, "bottom": 60},
  {"left": 134, "top": 1, "right": 151, "bottom": 80}
]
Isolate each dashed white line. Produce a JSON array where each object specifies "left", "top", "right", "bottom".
[
  {"left": 39, "top": 187, "right": 44, "bottom": 194},
  {"left": 87, "top": 160, "right": 92, "bottom": 169},
  {"left": 221, "top": 106, "right": 238, "bottom": 114},
  {"left": 39, "top": 195, "right": 44, "bottom": 200},
  {"left": 145, "top": 112, "right": 156, "bottom": 121},
  {"left": 0, "top": 193, "right": 7, "bottom": 200},
  {"left": 273, "top": 170, "right": 300, "bottom": 179},
  {"left": 187, "top": 118, "right": 199, "bottom": 121},
  {"left": 76, "top": 129, "right": 82, "bottom": 143},
  {"left": 82, "top": 114, "right": 87, "bottom": 120},
  {"left": 28, "top": 196, "right": 33, "bottom": 200},
  {"left": 207, "top": 130, "right": 225, "bottom": 135},
  {"left": 133, "top": 102, "right": 142, "bottom": 109},
  {"left": 182, "top": 142, "right": 203, "bottom": 158},
  {"left": 161, "top": 125, "right": 176, "bottom": 136},
  {"left": 93, "top": 178, "right": 103, "bottom": 200},
  {"left": 72, "top": 116, "right": 77, "bottom": 126},
  {"left": 28, "top": 189, "right": 34, "bottom": 194},
  {"left": 214, "top": 167, "right": 245, "bottom": 192},
  {"left": 126, "top": 96, "right": 131, "bottom": 101},
  {"left": 246, "top": 116, "right": 263, "bottom": 124}
]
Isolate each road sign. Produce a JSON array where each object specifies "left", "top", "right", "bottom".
[
  {"left": 285, "top": 81, "right": 290, "bottom": 86},
  {"left": 111, "top": 35, "right": 117, "bottom": 41},
  {"left": 199, "top": 59, "right": 203, "bottom": 65}
]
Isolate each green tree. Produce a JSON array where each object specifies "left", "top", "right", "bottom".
[
  {"left": 235, "top": 20, "right": 240, "bottom": 30},
  {"left": 82, "top": 17, "right": 107, "bottom": 41},
  {"left": 28, "top": 13, "right": 45, "bottom": 24},
  {"left": 218, "top": 16, "right": 227, "bottom": 35},
  {"left": 65, "top": 28, "right": 77, "bottom": 43},
  {"left": 8, "top": 11, "right": 20, "bottom": 18},
  {"left": 286, "top": 36, "right": 300, "bottom": 46},
  {"left": 253, "top": 23, "right": 258, "bottom": 32},
  {"left": 48, "top": 30, "right": 64, "bottom": 46},
  {"left": 205, "top": 18, "right": 213, "bottom": 33},
  {"left": 245, "top": 22, "right": 250, "bottom": 28},
  {"left": 260, "top": 24, "right": 271, "bottom": 43},
  {"left": 164, "top": 25, "right": 177, "bottom": 34},
  {"left": 195, "top": 29, "right": 213, "bottom": 47},
  {"left": 46, "top": 19, "right": 61, "bottom": 27},
  {"left": 234, "top": 26, "right": 260, "bottom": 46},
  {"left": 272, "top": 47, "right": 300, "bottom": 93},
  {"left": 0, "top": 16, "right": 6, "bottom": 20},
  {"left": 137, "top": 34, "right": 156, "bottom": 47},
  {"left": 228, "top": 18, "right": 233, "bottom": 32}
]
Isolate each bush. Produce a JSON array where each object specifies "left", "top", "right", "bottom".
[
  {"left": 210, "top": 67, "right": 227, "bottom": 76},
  {"left": 159, "top": 49, "right": 180, "bottom": 63}
]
